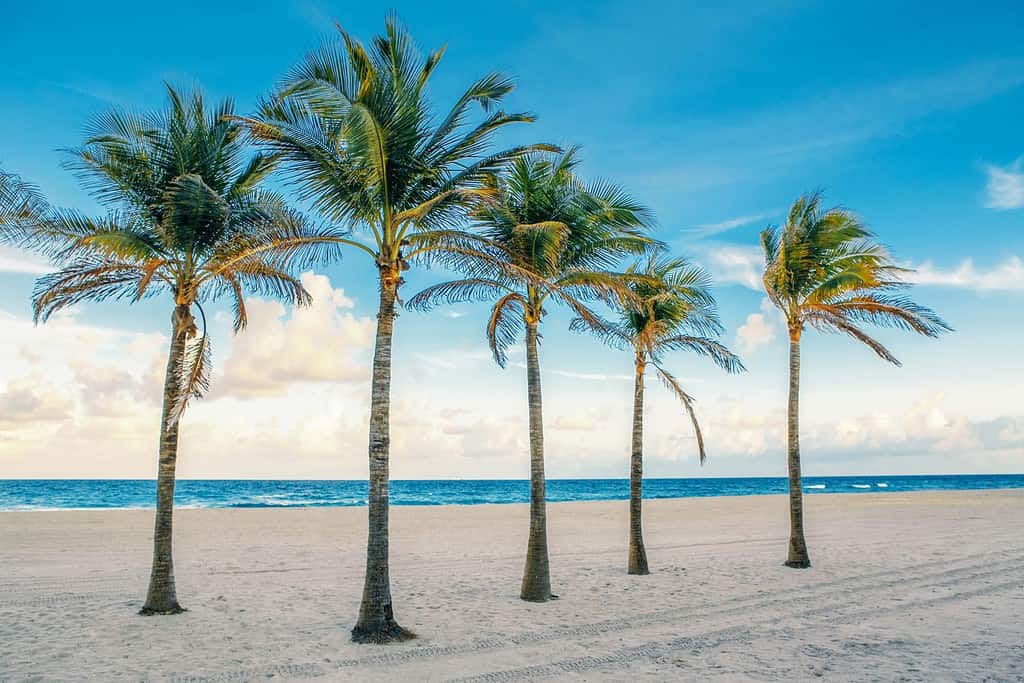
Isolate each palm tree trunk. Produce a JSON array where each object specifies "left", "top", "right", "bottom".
[
  {"left": 628, "top": 354, "right": 649, "bottom": 575},
  {"left": 352, "top": 270, "right": 413, "bottom": 643},
  {"left": 785, "top": 328, "right": 811, "bottom": 568},
  {"left": 520, "top": 320, "right": 552, "bottom": 602},
  {"left": 140, "top": 304, "right": 189, "bottom": 615}
]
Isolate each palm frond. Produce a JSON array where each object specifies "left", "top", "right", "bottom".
[
  {"left": 653, "top": 364, "right": 707, "bottom": 465},
  {"left": 486, "top": 292, "right": 527, "bottom": 367},
  {"left": 657, "top": 335, "right": 746, "bottom": 374},
  {"left": 168, "top": 304, "right": 211, "bottom": 424},
  {"left": 406, "top": 278, "right": 509, "bottom": 311},
  {"left": 33, "top": 257, "right": 145, "bottom": 322}
]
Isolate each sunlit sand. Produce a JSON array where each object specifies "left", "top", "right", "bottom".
[{"left": 2, "top": 489, "right": 1021, "bottom": 681}]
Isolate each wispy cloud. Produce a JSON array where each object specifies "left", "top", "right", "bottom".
[
  {"left": 687, "top": 211, "right": 778, "bottom": 239},
  {"left": 640, "top": 58, "right": 1024, "bottom": 190},
  {"left": 510, "top": 362, "right": 632, "bottom": 382},
  {"left": 910, "top": 257, "right": 1024, "bottom": 291},
  {"left": 983, "top": 159, "right": 1024, "bottom": 209}
]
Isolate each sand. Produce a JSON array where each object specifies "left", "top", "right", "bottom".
[{"left": 1, "top": 489, "right": 1022, "bottom": 682}]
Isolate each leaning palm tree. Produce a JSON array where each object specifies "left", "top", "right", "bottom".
[
  {"left": 589, "top": 255, "right": 743, "bottom": 574},
  {"left": 26, "top": 85, "right": 344, "bottom": 614},
  {"left": 761, "top": 191, "right": 950, "bottom": 568},
  {"left": 410, "top": 149, "right": 656, "bottom": 600},
  {"left": 241, "top": 17, "right": 544, "bottom": 642}
]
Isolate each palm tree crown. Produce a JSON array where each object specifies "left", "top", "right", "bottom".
[
  {"left": 410, "top": 148, "right": 657, "bottom": 361},
  {"left": 761, "top": 191, "right": 951, "bottom": 360},
  {"left": 241, "top": 15, "right": 545, "bottom": 280},
  {"left": 30, "top": 84, "right": 343, "bottom": 410}
]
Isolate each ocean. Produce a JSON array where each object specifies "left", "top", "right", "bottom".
[{"left": 0, "top": 474, "right": 1021, "bottom": 511}]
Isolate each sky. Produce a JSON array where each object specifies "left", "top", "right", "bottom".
[{"left": 1, "top": 0, "right": 1022, "bottom": 479}]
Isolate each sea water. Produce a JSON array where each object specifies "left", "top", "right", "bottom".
[{"left": 0, "top": 474, "right": 1021, "bottom": 510}]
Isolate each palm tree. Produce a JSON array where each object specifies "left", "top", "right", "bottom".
[
  {"left": 760, "top": 191, "right": 951, "bottom": 568},
  {"left": 0, "top": 167, "right": 47, "bottom": 227},
  {"left": 410, "top": 149, "right": 656, "bottom": 600},
  {"left": 240, "top": 17, "right": 544, "bottom": 642},
  {"left": 592, "top": 255, "right": 744, "bottom": 574},
  {"left": 26, "top": 85, "right": 344, "bottom": 614}
]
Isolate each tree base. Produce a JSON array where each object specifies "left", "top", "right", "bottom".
[
  {"left": 351, "top": 620, "right": 415, "bottom": 644},
  {"left": 783, "top": 558, "right": 811, "bottom": 569},
  {"left": 628, "top": 548, "right": 650, "bottom": 576},
  {"left": 520, "top": 592, "right": 558, "bottom": 603},
  {"left": 139, "top": 604, "right": 186, "bottom": 616}
]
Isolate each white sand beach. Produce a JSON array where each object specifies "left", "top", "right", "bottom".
[{"left": 1, "top": 489, "right": 1022, "bottom": 682}]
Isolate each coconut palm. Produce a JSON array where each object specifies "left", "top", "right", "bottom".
[
  {"left": 410, "top": 148, "right": 656, "bottom": 600},
  {"left": 26, "top": 85, "right": 344, "bottom": 614},
  {"left": 590, "top": 255, "right": 744, "bottom": 574},
  {"left": 761, "top": 191, "right": 951, "bottom": 568},
  {"left": 240, "top": 17, "right": 544, "bottom": 641}
]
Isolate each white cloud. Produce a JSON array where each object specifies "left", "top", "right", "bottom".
[
  {"left": 736, "top": 298, "right": 779, "bottom": 354},
  {"left": 983, "top": 159, "right": 1024, "bottom": 209},
  {"left": 693, "top": 391, "right": 1024, "bottom": 469},
  {"left": 0, "top": 246, "right": 51, "bottom": 275},
  {"left": 910, "top": 256, "right": 1024, "bottom": 291},
  {"left": 805, "top": 393, "right": 1024, "bottom": 457},
  {"left": 702, "top": 244, "right": 763, "bottom": 289},
  {"left": 1, "top": 266, "right": 1022, "bottom": 478},
  {"left": 0, "top": 377, "right": 73, "bottom": 428},
  {"left": 215, "top": 272, "right": 375, "bottom": 398}
]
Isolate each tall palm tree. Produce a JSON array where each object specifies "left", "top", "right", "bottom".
[
  {"left": 410, "top": 149, "right": 656, "bottom": 601},
  {"left": 761, "top": 191, "right": 951, "bottom": 568},
  {"left": 240, "top": 17, "right": 544, "bottom": 642},
  {"left": 25, "top": 85, "right": 343, "bottom": 614},
  {"left": 591, "top": 255, "right": 744, "bottom": 574}
]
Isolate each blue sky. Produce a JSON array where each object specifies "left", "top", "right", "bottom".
[{"left": 1, "top": 1, "right": 1022, "bottom": 478}]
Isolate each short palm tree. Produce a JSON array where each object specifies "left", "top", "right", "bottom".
[
  {"left": 26, "top": 85, "right": 343, "bottom": 614},
  {"left": 241, "top": 17, "right": 543, "bottom": 641},
  {"left": 592, "top": 255, "right": 744, "bottom": 574},
  {"left": 410, "top": 149, "right": 656, "bottom": 600},
  {"left": 761, "top": 192, "right": 951, "bottom": 568}
]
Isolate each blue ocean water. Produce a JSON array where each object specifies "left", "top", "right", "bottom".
[{"left": 0, "top": 474, "right": 1022, "bottom": 510}]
